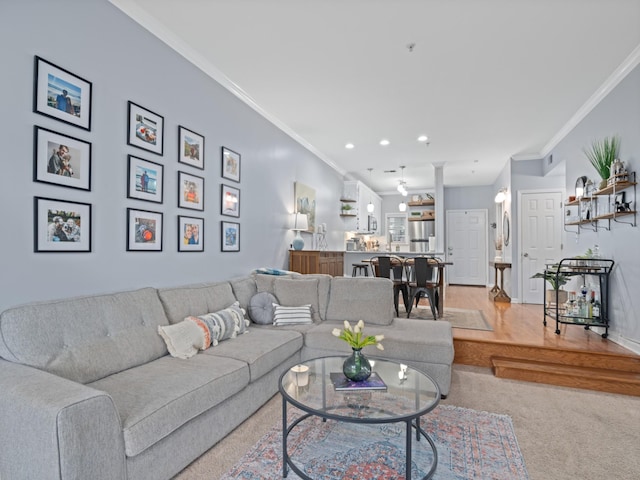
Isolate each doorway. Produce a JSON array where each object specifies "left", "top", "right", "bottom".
[
  {"left": 445, "top": 209, "right": 488, "bottom": 286},
  {"left": 519, "top": 190, "right": 564, "bottom": 304}
]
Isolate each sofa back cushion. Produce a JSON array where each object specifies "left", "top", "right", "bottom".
[
  {"left": 157, "top": 281, "right": 238, "bottom": 324},
  {"left": 273, "top": 277, "right": 321, "bottom": 321},
  {"left": 229, "top": 276, "right": 257, "bottom": 311},
  {"left": 0, "top": 287, "right": 169, "bottom": 384},
  {"left": 325, "top": 277, "right": 395, "bottom": 325}
]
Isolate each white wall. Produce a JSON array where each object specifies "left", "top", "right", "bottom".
[
  {"left": 0, "top": 0, "right": 345, "bottom": 311},
  {"left": 548, "top": 63, "right": 640, "bottom": 349}
]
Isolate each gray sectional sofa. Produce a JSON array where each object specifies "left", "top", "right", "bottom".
[{"left": 0, "top": 272, "right": 454, "bottom": 480}]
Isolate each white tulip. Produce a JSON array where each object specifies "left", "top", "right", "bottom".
[
  {"left": 375, "top": 335, "right": 385, "bottom": 342},
  {"left": 344, "top": 320, "right": 352, "bottom": 332},
  {"left": 356, "top": 319, "right": 364, "bottom": 330},
  {"left": 376, "top": 343, "right": 384, "bottom": 351},
  {"left": 331, "top": 328, "right": 341, "bottom": 337}
]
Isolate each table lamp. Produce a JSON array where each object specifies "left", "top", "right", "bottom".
[{"left": 291, "top": 213, "right": 308, "bottom": 250}]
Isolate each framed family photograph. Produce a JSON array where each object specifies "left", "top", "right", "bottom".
[
  {"left": 34, "top": 197, "right": 91, "bottom": 252},
  {"left": 221, "top": 221, "right": 240, "bottom": 252},
  {"left": 33, "top": 56, "right": 92, "bottom": 131},
  {"left": 221, "top": 184, "right": 240, "bottom": 217},
  {"left": 178, "top": 216, "right": 204, "bottom": 252},
  {"left": 178, "top": 126, "right": 204, "bottom": 169},
  {"left": 34, "top": 126, "right": 91, "bottom": 191},
  {"left": 127, "top": 155, "right": 164, "bottom": 203},
  {"left": 221, "top": 147, "right": 241, "bottom": 182},
  {"left": 127, "top": 101, "right": 164, "bottom": 156},
  {"left": 127, "top": 208, "right": 163, "bottom": 252},
  {"left": 178, "top": 171, "right": 205, "bottom": 211}
]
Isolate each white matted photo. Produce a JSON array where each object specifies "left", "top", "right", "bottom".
[
  {"left": 33, "top": 56, "right": 92, "bottom": 130},
  {"left": 221, "top": 184, "right": 240, "bottom": 217},
  {"left": 127, "top": 155, "right": 164, "bottom": 204},
  {"left": 178, "top": 126, "right": 204, "bottom": 169},
  {"left": 34, "top": 126, "right": 91, "bottom": 191},
  {"left": 221, "top": 146, "right": 241, "bottom": 182},
  {"left": 127, "top": 208, "right": 163, "bottom": 251},
  {"left": 179, "top": 171, "right": 205, "bottom": 211},
  {"left": 34, "top": 197, "right": 91, "bottom": 252},
  {"left": 178, "top": 216, "right": 204, "bottom": 252},
  {"left": 221, "top": 221, "right": 240, "bottom": 252},
  {"left": 127, "top": 101, "right": 164, "bottom": 156}
]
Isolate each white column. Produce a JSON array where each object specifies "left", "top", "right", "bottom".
[{"left": 432, "top": 162, "right": 445, "bottom": 254}]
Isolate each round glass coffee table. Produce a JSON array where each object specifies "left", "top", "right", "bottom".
[{"left": 279, "top": 356, "right": 440, "bottom": 479}]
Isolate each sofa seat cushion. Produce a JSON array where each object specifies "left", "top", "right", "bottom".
[
  {"left": 203, "top": 329, "right": 302, "bottom": 382},
  {"left": 88, "top": 354, "right": 249, "bottom": 457},
  {"left": 304, "top": 319, "right": 454, "bottom": 365}
]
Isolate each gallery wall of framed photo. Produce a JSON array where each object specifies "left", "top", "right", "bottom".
[{"left": 31, "top": 55, "right": 244, "bottom": 255}]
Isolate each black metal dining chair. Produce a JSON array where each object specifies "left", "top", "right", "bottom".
[
  {"left": 370, "top": 255, "right": 409, "bottom": 316},
  {"left": 407, "top": 256, "right": 440, "bottom": 320}
]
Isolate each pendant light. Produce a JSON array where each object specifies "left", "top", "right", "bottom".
[
  {"left": 398, "top": 166, "right": 408, "bottom": 211},
  {"left": 367, "top": 168, "right": 375, "bottom": 213}
]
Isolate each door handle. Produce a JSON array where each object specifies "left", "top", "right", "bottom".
[{"left": 523, "top": 253, "right": 529, "bottom": 257}]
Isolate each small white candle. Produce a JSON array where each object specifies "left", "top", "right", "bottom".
[{"left": 290, "top": 364, "right": 309, "bottom": 387}]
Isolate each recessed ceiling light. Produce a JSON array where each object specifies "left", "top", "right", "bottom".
[
  {"left": 417, "top": 135, "right": 428, "bottom": 142},
  {"left": 345, "top": 143, "right": 355, "bottom": 149},
  {"left": 379, "top": 139, "right": 390, "bottom": 146}
]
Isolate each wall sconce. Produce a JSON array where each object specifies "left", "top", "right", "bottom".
[
  {"left": 291, "top": 213, "right": 308, "bottom": 250},
  {"left": 494, "top": 188, "right": 507, "bottom": 204},
  {"left": 398, "top": 201, "right": 407, "bottom": 212}
]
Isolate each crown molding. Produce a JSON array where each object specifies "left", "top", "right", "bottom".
[{"left": 109, "top": 0, "right": 346, "bottom": 176}]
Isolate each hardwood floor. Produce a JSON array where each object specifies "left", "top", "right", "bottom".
[{"left": 442, "top": 285, "right": 640, "bottom": 396}]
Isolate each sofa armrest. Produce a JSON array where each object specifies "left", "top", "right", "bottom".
[{"left": 0, "top": 359, "right": 125, "bottom": 480}]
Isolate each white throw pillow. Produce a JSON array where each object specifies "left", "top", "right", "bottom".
[{"left": 272, "top": 304, "right": 313, "bottom": 326}]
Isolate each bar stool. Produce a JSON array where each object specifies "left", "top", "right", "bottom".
[{"left": 352, "top": 263, "right": 369, "bottom": 277}]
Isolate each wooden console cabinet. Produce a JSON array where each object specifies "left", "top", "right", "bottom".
[{"left": 289, "top": 250, "right": 344, "bottom": 276}]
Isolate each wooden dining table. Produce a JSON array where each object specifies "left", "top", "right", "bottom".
[{"left": 365, "top": 256, "right": 453, "bottom": 318}]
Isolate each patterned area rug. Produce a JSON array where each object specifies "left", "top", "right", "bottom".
[
  {"left": 221, "top": 404, "right": 528, "bottom": 479},
  {"left": 398, "top": 306, "right": 493, "bottom": 331}
]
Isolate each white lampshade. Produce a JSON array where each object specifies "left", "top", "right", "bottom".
[
  {"left": 367, "top": 202, "right": 374, "bottom": 213},
  {"left": 291, "top": 213, "right": 308, "bottom": 231},
  {"left": 398, "top": 201, "right": 407, "bottom": 212},
  {"left": 494, "top": 189, "right": 507, "bottom": 203}
]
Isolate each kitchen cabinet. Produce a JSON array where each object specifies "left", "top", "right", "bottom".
[{"left": 289, "top": 250, "right": 344, "bottom": 276}]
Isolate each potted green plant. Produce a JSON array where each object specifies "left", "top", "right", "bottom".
[
  {"left": 531, "top": 269, "right": 570, "bottom": 307},
  {"left": 583, "top": 135, "right": 620, "bottom": 190}
]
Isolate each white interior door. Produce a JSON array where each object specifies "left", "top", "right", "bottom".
[
  {"left": 520, "top": 190, "right": 563, "bottom": 304},
  {"left": 445, "top": 209, "right": 488, "bottom": 286}
]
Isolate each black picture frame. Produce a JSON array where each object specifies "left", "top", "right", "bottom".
[
  {"left": 127, "top": 101, "right": 164, "bottom": 156},
  {"left": 178, "top": 171, "right": 205, "bottom": 211},
  {"left": 34, "top": 196, "right": 92, "bottom": 252},
  {"left": 221, "top": 146, "right": 241, "bottom": 182},
  {"left": 34, "top": 126, "right": 91, "bottom": 191},
  {"left": 178, "top": 126, "right": 205, "bottom": 170},
  {"left": 178, "top": 216, "right": 204, "bottom": 252},
  {"left": 127, "top": 155, "right": 164, "bottom": 204},
  {"left": 221, "top": 183, "right": 240, "bottom": 217},
  {"left": 127, "top": 208, "right": 163, "bottom": 252},
  {"left": 33, "top": 56, "right": 92, "bottom": 131},
  {"left": 221, "top": 221, "right": 240, "bottom": 252}
]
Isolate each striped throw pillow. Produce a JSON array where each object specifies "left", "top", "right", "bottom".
[
  {"left": 194, "top": 301, "right": 249, "bottom": 346},
  {"left": 272, "top": 304, "right": 313, "bottom": 326}
]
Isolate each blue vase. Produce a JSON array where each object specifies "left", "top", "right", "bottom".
[{"left": 343, "top": 348, "right": 372, "bottom": 382}]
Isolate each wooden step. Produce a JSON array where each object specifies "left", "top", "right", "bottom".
[{"left": 492, "top": 357, "right": 640, "bottom": 396}]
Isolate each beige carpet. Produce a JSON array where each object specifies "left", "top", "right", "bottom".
[
  {"left": 399, "top": 305, "right": 493, "bottom": 331},
  {"left": 173, "top": 365, "right": 640, "bottom": 480}
]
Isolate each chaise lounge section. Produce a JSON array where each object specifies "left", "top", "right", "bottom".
[{"left": 0, "top": 273, "right": 453, "bottom": 480}]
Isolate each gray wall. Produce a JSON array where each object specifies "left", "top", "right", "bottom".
[
  {"left": 548, "top": 63, "right": 640, "bottom": 348},
  {"left": 0, "top": 0, "right": 345, "bottom": 311}
]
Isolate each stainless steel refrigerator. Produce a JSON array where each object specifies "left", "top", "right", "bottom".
[{"left": 408, "top": 220, "right": 435, "bottom": 252}]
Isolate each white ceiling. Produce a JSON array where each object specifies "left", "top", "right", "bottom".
[{"left": 111, "top": 0, "right": 640, "bottom": 194}]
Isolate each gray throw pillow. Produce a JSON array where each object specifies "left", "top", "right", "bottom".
[{"left": 249, "top": 292, "right": 278, "bottom": 325}]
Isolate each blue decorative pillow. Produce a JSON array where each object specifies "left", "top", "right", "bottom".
[{"left": 248, "top": 292, "right": 278, "bottom": 325}]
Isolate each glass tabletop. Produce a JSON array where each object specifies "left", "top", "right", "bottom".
[{"left": 279, "top": 356, "right": 440, "bottom": 423}]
